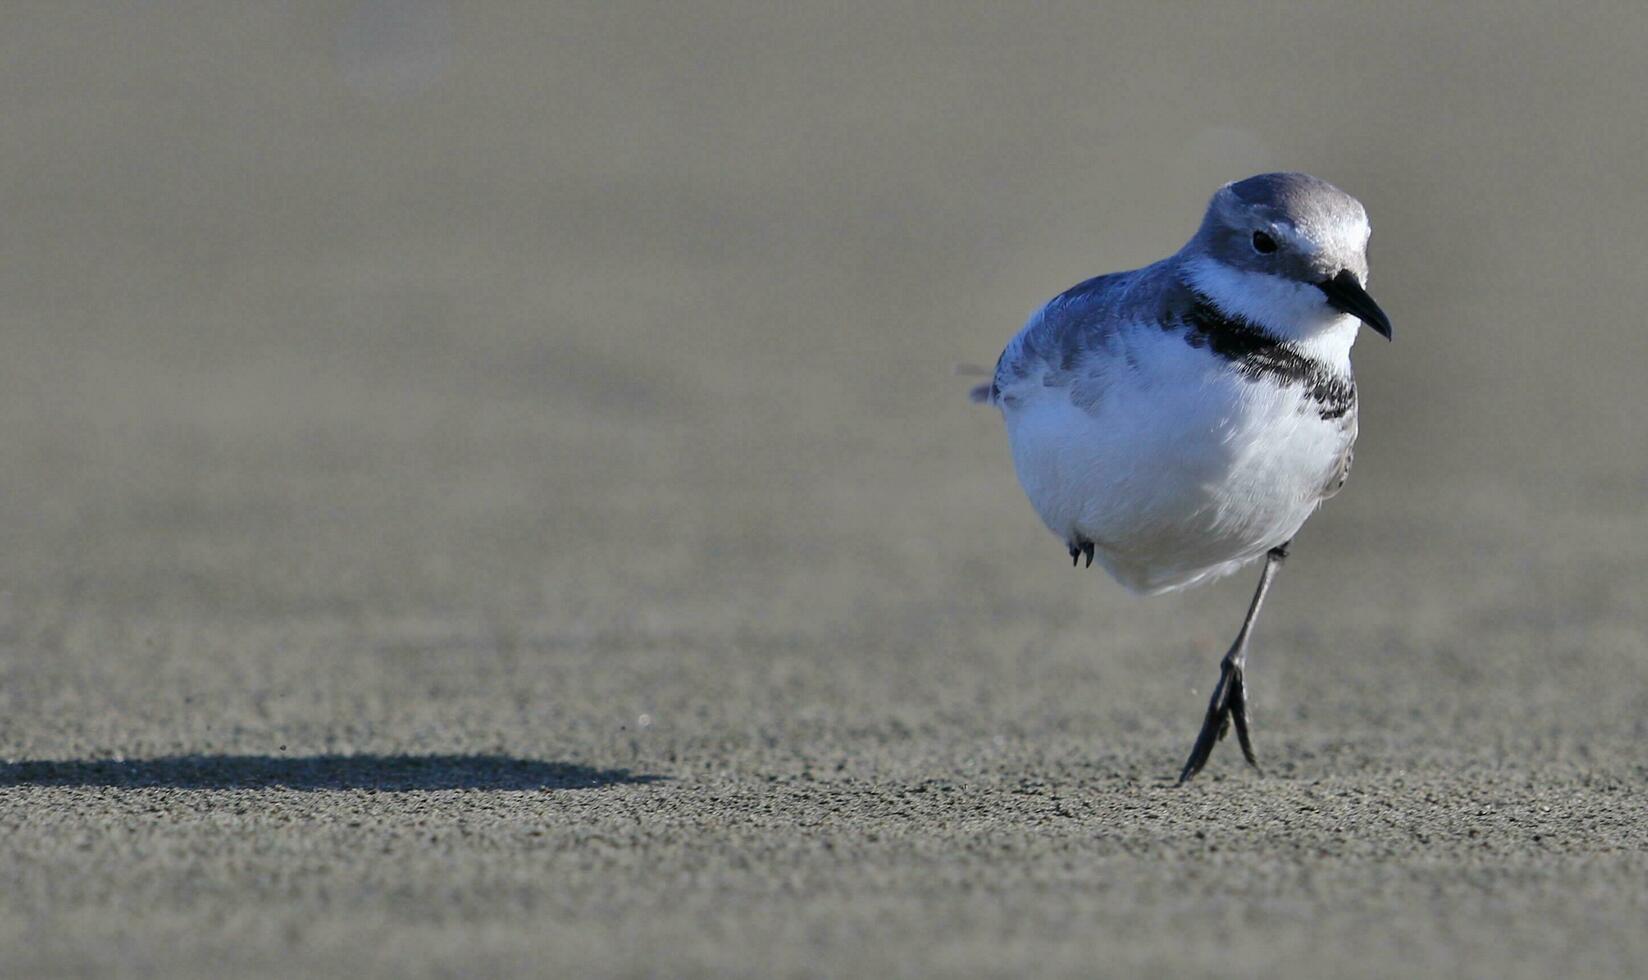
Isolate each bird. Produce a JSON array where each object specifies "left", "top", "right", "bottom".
[{"left": 971, "top": 172, "right": 1392, "bottom": 783}]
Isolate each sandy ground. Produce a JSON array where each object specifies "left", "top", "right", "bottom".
[{"left": 3, "top": 5, "right": 1648, "bottom": 977}]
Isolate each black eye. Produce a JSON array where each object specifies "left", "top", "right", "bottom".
[{"left": 1251, "top": 230, "right": 1279, "bottom": 254}]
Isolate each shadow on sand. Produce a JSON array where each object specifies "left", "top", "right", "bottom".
[{"left": 0, "top": 754, "right": 666, "bottom": 792}]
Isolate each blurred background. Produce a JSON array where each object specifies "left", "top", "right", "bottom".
[
  {"left": 4, "top": 2, "right": 1644, "bottom": 622},
  {"left": 6, "top": 0, "right": 1641, "bottom": 629},
  {"left": 3, "top": 3, "right": 1647, "bottom": 976}
]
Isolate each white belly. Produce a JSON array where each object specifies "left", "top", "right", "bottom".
[{"left": 1004, "top": 361, "right": 1351, "bottom": 594}]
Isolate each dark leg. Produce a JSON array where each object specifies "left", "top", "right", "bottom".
[
  {"left": 1177, "top": 542, "right": 1289, "bottom": 784},
  {"left": 1067, "top": 538, "right": 1095, "bottom": 568}
]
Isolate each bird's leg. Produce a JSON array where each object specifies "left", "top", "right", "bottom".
[
  {"left": 1067, "top": 538, "right": 1096, "bottom": 568},
  {"left": 1178, "top": 542, "right": 1289, "bottom": 784}
]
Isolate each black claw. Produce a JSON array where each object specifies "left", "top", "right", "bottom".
[
  {"left": 1178, "top": 659, "right": 1259, "bottom": 784},
  {"left": 1228, "top": 674, "right": 1261, "bottom": 770},
  {"left": 1069, "top": 543, "right": 1080, "bottom": 566},
  {"left": 1081, "top": 541, "right": 1095, "bottom": 568}
]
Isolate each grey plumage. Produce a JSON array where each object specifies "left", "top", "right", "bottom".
[
  {"left": 981, "top": 256, "right": 1358, "bottom": 421},
  {"left": 1193, "top": 172, "right": 1372, "bottom": 284}
]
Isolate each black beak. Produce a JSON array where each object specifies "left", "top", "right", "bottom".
[{"left": 1316, "top": 269, "right": 1393, "bottom": 340}]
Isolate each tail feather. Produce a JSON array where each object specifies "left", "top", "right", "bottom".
[{"left": 956, "top": 362, "right": 995, "bottom": 405}]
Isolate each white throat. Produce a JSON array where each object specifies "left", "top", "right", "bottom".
[{"left": 1183, "top": 255, "right": 1361, "bottom": 367}]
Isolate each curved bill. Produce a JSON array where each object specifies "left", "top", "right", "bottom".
[{"left": 1317, "top": 269, "right": 1393, "bottom": 340}]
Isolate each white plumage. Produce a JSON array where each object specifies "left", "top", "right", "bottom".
[
  {"left": 975, "top": 172, "right": 1392, "bottom": 781},
  {"left": 1000, "top": 316, "right": 1356, "bottom": 594}
]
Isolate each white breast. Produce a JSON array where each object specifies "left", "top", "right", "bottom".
[{"left": 1002, "top": 328, "right": 1353, "bottom": 594}]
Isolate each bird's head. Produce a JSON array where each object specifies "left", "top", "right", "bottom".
[{"left": 1184, "top": 172, "right": 1392, "bottom": 343}]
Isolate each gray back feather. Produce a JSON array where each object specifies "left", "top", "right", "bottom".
[{"left": 985, "top": 258, "right": 1191, "bottom": 411}]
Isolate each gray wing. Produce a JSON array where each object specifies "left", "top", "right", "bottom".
[{"left": 982, "top": 260, "right": 1186, "bottom": 411}]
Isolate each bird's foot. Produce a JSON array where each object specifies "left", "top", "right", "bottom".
[
  {"left": 1178, "top": 657, "right": 1260, "bottom": 784},
  {"left": 1067, "top": 538, "right": 1095, "bottom": 568}
]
